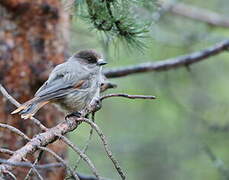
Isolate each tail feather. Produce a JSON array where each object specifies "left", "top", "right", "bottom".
[{"left": 11, "top": 98, "right": 49, "bottom": 119}]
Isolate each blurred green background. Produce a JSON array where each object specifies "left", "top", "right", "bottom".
[{"left": 67, "top": 0, "right": 229, "bottom": 179}]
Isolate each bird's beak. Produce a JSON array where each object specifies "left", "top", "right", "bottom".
[{"left": 97, "top": 59, "right": 107, "bottom": 66}]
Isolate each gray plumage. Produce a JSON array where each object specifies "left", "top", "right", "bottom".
[{"left": 12, "top": 50, "right": 106, "bottom": 119}]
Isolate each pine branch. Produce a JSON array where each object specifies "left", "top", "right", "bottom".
[{"left": 77, "top": 0, "right": 149, "bottom": 48}]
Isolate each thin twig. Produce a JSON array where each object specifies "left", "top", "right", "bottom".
[
  {"left": 78, "top": 118, "right": 126, "bottom": 180},
  {"left": 74, "top": 114, "right": 95, "bottom": 169},
  {"left": 39, "top": 147, "right": 79, "bottom": 180},
  {"left": 104, "top": 40, "right": 229, "bottom": 78},
  {"left": 3, "top": 170, "right": 17, "bottom": 180},
  {"left": 24, "top": 151, "right": 44, "bottom": 180},
  {"left": 0, "top": 148, "right": 14, "bottom": 155},
  {"left": 202, "top": 144, "right": 229, "bottom": 179},
  {"left": 0, "top": 84, "right": 48, "bottom": 131},
  {"left": 100, "top": 93, "right": 156, "bottom": 101},
  {"left": 60, "top": 136, "right": 101, "bottom": 180},
  {"left": 0, "top": 158, "right": 62, "bottom": 169},
  {"left": 0, "top": 123, "right": 30, "bottom": 141}
]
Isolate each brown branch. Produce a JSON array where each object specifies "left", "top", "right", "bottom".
[
  {"left": 100, "top": 93, "right": 156, "bottom": 101},
  {"left": 0, "top": 116, "right": 81, "bottom": 174},
  {"left": 165, "top": 2, "right": 229, "bottom": 28},
  {"left": 104, "top": 40, "right": 229, "bottom": 78}
]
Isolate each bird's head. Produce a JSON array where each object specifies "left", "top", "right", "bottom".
[{"left": 74, "top": 49, "right": 107, "bottom": 67}]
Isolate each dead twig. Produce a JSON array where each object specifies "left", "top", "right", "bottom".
[
  {"left": 100, "top": 93, "right": 156, "bottom": 101},
  {"left": 0, "top": 158, "right": 62, "bottom": 169},
  {"left": 74, "top": 113, "right": 95, "bottom": 169},
  {"left": 24, "top": 151, "right": 44, "bottom": 180},
  {"left": 78, "top": 118, "right": 126, "bottom": 180},
  {"left": 0, "top": 123, "right": 30, "bottom": 141},
  {"left": 3, "top": 170, "right": 17, "bottom": 180},
  {"left": 60, "top": 136, "right": 101, "bottom": 179},
  {"left": 39, "top": 147, "right": 79, "bottom": 180}
]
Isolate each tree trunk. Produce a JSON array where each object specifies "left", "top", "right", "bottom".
[{"left": 0, "top": 0, "right": 69, "bottom": 179}]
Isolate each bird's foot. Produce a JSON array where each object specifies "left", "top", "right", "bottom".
[{"left": 65, "top": 111, "right": 82, "bottom": 120}]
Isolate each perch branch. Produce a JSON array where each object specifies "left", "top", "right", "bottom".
[
  {"left": 0, "top": 116, "right": 81, "bottom": 174},
  {"left": 104, "top": 40, "right": 229, "bottom": 78}
]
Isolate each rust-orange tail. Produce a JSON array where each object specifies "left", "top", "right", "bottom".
[{"left": 11, "top": 98, "right": 49, "bottom": 119}]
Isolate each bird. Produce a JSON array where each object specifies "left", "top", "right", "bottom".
[{"left": 11, "top": 49, "right": 107, "bottom": 119}]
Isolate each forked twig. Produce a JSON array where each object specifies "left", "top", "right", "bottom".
[
  {"left": 78, "top": 118, "right": 126, "bottom": 180},
  {"left": 39, "top": 147, "right": 79, "bottom": 180},
  {"left": 60, "top": 136, "right": 101, "bottom": 179}
]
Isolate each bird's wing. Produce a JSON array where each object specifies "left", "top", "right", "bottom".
[{"left": 35, "top": 61, "right": 90, "bottom": 100}]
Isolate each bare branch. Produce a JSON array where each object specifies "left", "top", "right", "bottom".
[
  {"left": 78, "top": 118, "right": 126, "bottom": 180},
  {"left": 77, "top": 173, "right": 100, "bottom": 180},
  {"left": 0, "top": 148, "right": 14, "bottom": 156},
  {"left": 74, "top": 113, "right": 96, "bottom": 176},
  {"left": 104, "top": 40, "right": 229, "bottom": 78},
  {"left": 24, "top": 151, "right": 44, "bottom": 180},
  {"left": 60, "top": 136, "right": 101, "bottom": 179},
  {"left": 0, "top": 123, "right": 30, "bottom": 141},
  {"left": 0, "top": 117, "right": 81, "bottom": 173},
  {"left": 39, "top": 147, "right": 79, "bottom": 180},
  {"left": 3, "top": 170, "right": 17, "bottom": 180},
  {"left": 164, "top": 2, "right": 229, "bottom": 28},
  {"left": 100, "top": 93, "right": 156, "bottom": 101},
  {"left": 202, "top": 144, "right": 229, "bottom": 178},
  {"left": 0, "top": 84, "right": 48, "bottom": 131},
  {"left": 0, "top": 158, "right": 62, "bottom": 169}
]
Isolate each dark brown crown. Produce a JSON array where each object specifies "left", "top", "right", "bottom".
[{"left": 74, "top": 49, "right": 102, "bottom": 64}]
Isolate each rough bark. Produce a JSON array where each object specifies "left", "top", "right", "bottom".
[{"left": 0, "top": 0, "right": 69, "bottom": 179}]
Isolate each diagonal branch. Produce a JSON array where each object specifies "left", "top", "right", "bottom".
[
  {"left": 165, "top": 2, "right": 229, "bottom": 28},
  {"left": 104, "top": 40, "right": 229, "bottom": 78},
  {"left": 0, "top": 117, "right": 81, "bottom": 173}
]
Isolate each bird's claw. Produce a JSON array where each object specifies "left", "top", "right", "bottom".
[{"left": 65, "top": 111, "right": 82, "bottom": 120}]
